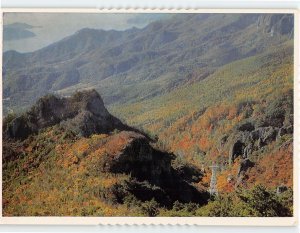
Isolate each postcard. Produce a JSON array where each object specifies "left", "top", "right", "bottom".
[{"left": 0, "top": 8, "right": 298, "bottom": 225}]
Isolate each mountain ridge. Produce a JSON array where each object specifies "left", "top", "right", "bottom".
[
  {"left": 4, "top": 89, "right": 142, "bottom": 140},
  {"left": 3, "top": 13, "right": 294, "bottom": 115},
  {"left": 3, "top": 90, "right": 210, "bottom": 215}
]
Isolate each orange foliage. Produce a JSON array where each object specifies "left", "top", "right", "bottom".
[
  {"left": 198, "top": 137, "right": 210, "bottom": 151},
  {"left": 227, "top": 106, "right": 237, "bottom": 120},
  {"left": 246, "top": 142, "right": 293, "bottom": 188}
]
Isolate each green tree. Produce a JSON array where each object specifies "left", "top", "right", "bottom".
[
  {"left": 238, "top": 185, "right": 292, "bottom": 217},
  {"left": 141, "top": 199, "right": 160, "bottom": 217}
]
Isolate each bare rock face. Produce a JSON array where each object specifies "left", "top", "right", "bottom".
[
  {"left": 228, "top": 126, "right": 281, "bottom": 164},
  {"left": 257, "top": 14, "right": 294, "bottom": 36},
  {"left": 4, "top": 89, "right": 133, "bottom": 139}
]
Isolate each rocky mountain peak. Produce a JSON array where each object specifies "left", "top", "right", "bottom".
[
  {"left": 4, "top": 89, "right": 133, "bottom": 139},
  {"left": 3, "top": 90, "right": 209, "bottom": 207}
]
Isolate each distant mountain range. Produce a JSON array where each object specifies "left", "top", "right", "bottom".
[{"left": 3, "top": 13, "right": 293, "bottom": 115}]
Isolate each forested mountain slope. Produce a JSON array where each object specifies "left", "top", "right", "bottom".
[{"left": 3, "top": 14, "right": 293, "bottom": 114}]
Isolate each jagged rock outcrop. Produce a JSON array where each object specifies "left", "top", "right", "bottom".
[
  {"left": 227, "top": 104, "right": 293, "bottom": 187},
  {"left": 252, "top": 127, "right": 278, "bottom": 145},
  {"left": 4, "top": 89, "right": 135, "bottom": 140},
  {"left": 97, "top": 131, "right": 208, "bottom": 206},
  {"left": 228, "top": 125, "right": 291, "bottom": 164},
  {"left": 257, "top": 14, "right": 294, "bottom": 37}
]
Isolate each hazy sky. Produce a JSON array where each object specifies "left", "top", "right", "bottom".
[{"left": 3, "top": 13, "right": 169, "bottom": 53}]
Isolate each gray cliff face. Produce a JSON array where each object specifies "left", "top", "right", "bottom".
[
  {"left": 257, "top": 14, "right": 294, "bottom": 36},
  {"left": 229, "top": 125, "right": 293, "bottom": 165},
  {"left": 226, "top": 122, "right": 292, "bottom": 185},
  {"left": 4, "top": 89, "right": 132, "bottom": 139}
]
